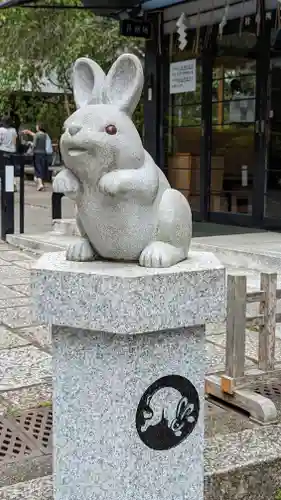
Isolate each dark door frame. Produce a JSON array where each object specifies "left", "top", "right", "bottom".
[
  {"left": 143, "top": 11, "right": 165, "bottom": 168},
  {"left": 145, "top": 5, "right": 278, "bottom": 230},
  {"left": 198, "top": 26, "right": 218, "bottom": 222},
  {"left": 261, "top": 9, "right": 281, "bottom": 230},
  {"left": 205, "top": 5, "right": 273, "bottom": 229},
  {"left": 252, "top": 0, "right": 272, "bottom": 226}
]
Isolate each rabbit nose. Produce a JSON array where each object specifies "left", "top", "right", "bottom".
[{"left": 68, "top": 126, "right": 81, "bottom": 136}]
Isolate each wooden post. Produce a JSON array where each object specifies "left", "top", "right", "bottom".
[
  {"left": 225, "top": 274, "right": 247, "bottom": 379},
  {"left": 259, "top": 272, "right": 277, "bottom": 371}
]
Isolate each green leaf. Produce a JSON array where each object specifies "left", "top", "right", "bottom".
[{"left": 0, "top": 3, "right": 144, "bottom": 135}]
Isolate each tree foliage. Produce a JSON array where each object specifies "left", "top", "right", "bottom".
[{"left": 0, "top": 0, "right": 144, "bottom": 135}]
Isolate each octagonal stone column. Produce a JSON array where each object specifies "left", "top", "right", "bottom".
[{"left": 31, "top": 250, "right": 225, "bottom": 500}]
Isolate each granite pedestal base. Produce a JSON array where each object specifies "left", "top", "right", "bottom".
[
  {"left": 53, "top": 325, "right": 204, "bottom": 500},
  {"left": 31, "top": 251, "right": 225, "bottom": 500}
]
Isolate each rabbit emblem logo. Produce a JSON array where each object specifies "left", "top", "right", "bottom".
[
  {"left": 53, "top": 53, "right": 192, "bottom": 268},
  {"left": 135, "top": 375, "right": 199, "bottom": 450}
]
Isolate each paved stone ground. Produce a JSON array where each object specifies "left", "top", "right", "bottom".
[
  {"left": 0, "top": 476, "right": 53, "bottom": 500},
  {"left": 10, "top": 180, "right": 76, "bottom": 235},
  {"left": 0, "top": 243, "right": 52, "bottom": 411}
]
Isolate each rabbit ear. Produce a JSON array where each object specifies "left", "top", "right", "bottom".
[
  {"left": 72, "top": 57, "right": 106, "bottom": 109},
  {"left": 104, "top": 53, "right": 144, "bottom": 116},
  {"left": 176, "top": 397, "right": 193, "bottom": 420}
]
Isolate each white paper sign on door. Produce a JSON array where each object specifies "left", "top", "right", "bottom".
[{"left": 170, "top": 59, "right": 196, "bottom": 94}]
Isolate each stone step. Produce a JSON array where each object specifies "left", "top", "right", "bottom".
[
  {"left": 6, "top": 219, "right": 80, "bottom": 255},
  {"left": 6, "top": 232, "right": 79, "bottom": 255},
  {"left": 52, "top": 218, "right": 79, "bottom": 237},
  {"left": 191, "top": 233, "right": 281, "bottom": 272},
  {"left": 205, "top": 423, "right": 281, "bottom": 500}
]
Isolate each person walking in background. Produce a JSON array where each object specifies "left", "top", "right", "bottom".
[
  {"left": 0, "top": 115, "right": 17, "bottom": 154},
  {"left": 0, "top": 115, "right": 18, "bottom": 191},
  {"left": 45, "top": 131, "right": 53, "bottom": 182},
  {"left": 23, "top": 123, "right": 47, "bottom": 191}
]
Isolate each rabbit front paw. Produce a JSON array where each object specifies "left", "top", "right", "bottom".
[
  {"left": 53, "top": 169, "right": 80, "bottom": 200},
  {"left": 98, "top": 173, "right": 123, "bottom": 197},
  {"left": 66, "top": 238, "right": 97, "bottom": 262}
]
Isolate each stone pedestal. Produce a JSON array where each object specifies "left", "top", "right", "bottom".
[{"left": 31, "top": 251, "right": 225, "bottom": 500}]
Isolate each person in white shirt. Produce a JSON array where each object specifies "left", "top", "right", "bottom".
[
  {"left": 0, "top": 116, "right": 17, "bottom": 153},
  {"left": 0, "top": 115, "right": 18, "bottom": 191}
]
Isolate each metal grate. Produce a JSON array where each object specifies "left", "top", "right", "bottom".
[
  {"left": 253, "top": 381, "right": 281, "bottom": 400},
  {"left": 0, "top": 418, "right": 34, "bottom": 462},
  {"left": 15, "top": 407, "right": 52, "bottom": 453}
]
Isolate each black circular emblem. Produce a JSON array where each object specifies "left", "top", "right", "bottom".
[{"left": 135, "top": 375, "right": 199, "bottom": 451}]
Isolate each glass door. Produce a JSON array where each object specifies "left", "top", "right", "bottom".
[
  {"left": 167, "top": 35, "right": 203, "bottom": 217},
  {"left": 263, "top": 59, "right": 281, "bottom": 223},
  {"left": 209, "top": 30, "right": 257, "bottom": 222}
]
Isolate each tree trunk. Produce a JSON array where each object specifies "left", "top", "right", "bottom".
[{"left": 64, "top": 94, "right": 70, "bottom": 116}]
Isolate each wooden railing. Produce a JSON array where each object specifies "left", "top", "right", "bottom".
[{"left": 205, "top": 272, "right": 281, "bottom": 424}]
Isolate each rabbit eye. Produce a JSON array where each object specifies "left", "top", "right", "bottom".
[{"left": 105, "top": 124, "right": 117, "bottom": 135}]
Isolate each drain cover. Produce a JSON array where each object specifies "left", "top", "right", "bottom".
[
  {"left": 0, "top": 418, "right": 34, "bottom": 462},
  {"left": 253, "top": 381, "right": 281, "bottom": 400},
  {"left": 15, "top": 407, "right": 52, "bottom": 453},
  {"left": 0, "top": 407, "right": 52, "bottom": 463}
]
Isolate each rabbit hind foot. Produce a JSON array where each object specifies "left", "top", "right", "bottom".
[
  {"left": 139, "top": 242, "right": 185, "bottom": 268},
  {"left": 66, "top": 238, "right": 98, "bottom": 262},
  {"left": 139, "top": 188, "right": 192, "bottom": 268}
]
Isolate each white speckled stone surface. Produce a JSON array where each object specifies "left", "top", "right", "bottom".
[
  {"left": 31, "top": 250, "right": 225, "bottom": 334},
  {"left": 53, "top": 325, "right": 205, "bottom": 500},
  {"left": 31, "top": 250, "right": 226, "bottom": 500}
]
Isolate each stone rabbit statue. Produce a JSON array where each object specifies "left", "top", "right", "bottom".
[{"left": 53, "top": 53, "right": 192, "bottom": 268}]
